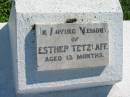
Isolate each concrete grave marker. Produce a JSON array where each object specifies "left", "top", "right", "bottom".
[
  {"left": 36, "top": 23, "right": 109, "bottom": 71},
  {"left": 9, "top": 0, "right": 123, "bottom": 94}
]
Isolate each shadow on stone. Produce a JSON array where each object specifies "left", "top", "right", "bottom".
[
  {"left": 0, "top": 24, "right": 16, "bottom": 97},
  {"left": 25, "top": 30, "right": 106, "bottom": 84},
  {"left": 18, "top": 85, "right": 113, "bottom": 97}
]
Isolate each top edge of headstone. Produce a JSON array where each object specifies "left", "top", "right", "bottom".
[{"left": 15, "top": 0, "right": 122, "bottom": 14}]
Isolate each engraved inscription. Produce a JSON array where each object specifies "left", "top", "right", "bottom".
[{"left": 36, "top": 23, "right": 109, "bottom": 71}]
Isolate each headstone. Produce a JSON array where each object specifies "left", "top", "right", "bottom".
[{"left": 9, "top": 0, "right": 123, "bottom": 94}]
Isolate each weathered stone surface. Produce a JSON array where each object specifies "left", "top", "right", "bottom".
[{"left": 9, "top": 0, "right": 123, "bottom": 94}]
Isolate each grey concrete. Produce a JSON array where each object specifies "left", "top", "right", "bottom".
[
  {"left": 9, "top": 0, "right": 123, "bottom": 93},
  {"left": 0, "top": 21, "right": 130, "bottom": 97}
]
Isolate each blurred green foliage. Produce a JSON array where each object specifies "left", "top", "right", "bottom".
[
  {"left": 0, "top": 0, "right": 130, "bottom": 22},
  {"left": 120, "top": 0, "right": 130, "bottom": 20},
  {"left": 0, "top": 0, "right": 11, "bottom": 22}
]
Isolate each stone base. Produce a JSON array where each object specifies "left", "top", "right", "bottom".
[{"left": 0, "top": 21, "right": 130, "bottom": 97}]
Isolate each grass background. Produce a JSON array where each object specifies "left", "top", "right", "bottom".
[
  {"left": 0, "top": 0, "right": 11, "bottom": 22},
  {"left": 0, "top": 0, "right": 130, "bottom": 22}
]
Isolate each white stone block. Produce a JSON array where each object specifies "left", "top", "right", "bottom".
[
  {"left": 9, "top": 0, "right": 123, "bottom": 94},
  {"left": 36, "top": 23, "right": 109, "bottom": 71}
]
